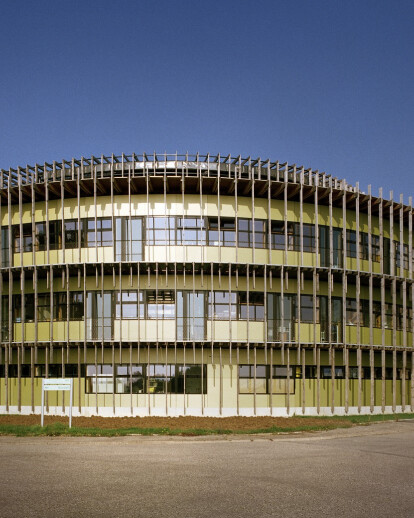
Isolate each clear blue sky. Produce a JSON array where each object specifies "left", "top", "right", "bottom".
[{"left": 1, "top": 0, "right": 413, "bottom": 200}]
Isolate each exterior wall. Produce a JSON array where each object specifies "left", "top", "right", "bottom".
[{"left": 0, "top": 154, "right": 413, "bottom": 417}]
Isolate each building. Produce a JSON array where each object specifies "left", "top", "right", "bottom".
[{"left": 0, "top": 153, "right": 413, "bottom": 417}]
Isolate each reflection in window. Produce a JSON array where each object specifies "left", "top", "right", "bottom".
[
  {"left": 115, "top": 291, "right": 144, "bottom": 319},
  {"left": 146, "top": 217, "right": 175, "bottom": 246},
  {"left": 86, "top": 218, "right": 113, "bottom": 247},
  {"left": 208, "top": 291, "right": 237, "bottom": 320},
  {"left": 86, "top": 292, "right": 113, "bottom": 340},
  {"left": 146, "top": 291, "right": 175, "bottom": 319},
  {"left": 115, "top": 217, "right": 143, "bottom": 261},
  {"left": 86, "top": 364, "right": 206, "bottom": 394},
  {"left": 64, "top": 220, "right": 84, "bottom": 249},
  {"left": 207, "top": 218, "right": 236, "bottom": 246},
  {"left": 85, "top": 364, "right": 113, "bottom": 393},
  {"left": 177, "top": 291, "right": 206, "bottom": 340},
  {"left": 270, "top": 221, "right": 294, "bottom": 250},
  {"left": 177, "top": 217, "right": 206, "bottom": 246}
]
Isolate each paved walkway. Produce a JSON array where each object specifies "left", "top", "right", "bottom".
[{"left": 0, "top": 421, "right": 413, "bottom": 517}]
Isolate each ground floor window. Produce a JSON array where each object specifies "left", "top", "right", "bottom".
[
  {"left": 238, "top": 365, "right": 299, "bottom": 394},
  {"left": 85, "top": 364, "right": 207, "bottom": 394}
]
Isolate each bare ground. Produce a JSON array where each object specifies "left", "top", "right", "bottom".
[{"left": 0, "top": 414, "right": 352, "bottom": 431}]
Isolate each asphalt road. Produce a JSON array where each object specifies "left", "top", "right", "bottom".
[{"left": 0, "top": 421, "right": 413, "bottom": 518}]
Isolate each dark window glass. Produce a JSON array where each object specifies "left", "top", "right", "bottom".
[
  {"left": 49, "top": 220, "right": 62, "bottom": 250},
  {"left": 38, "top": 293, "right": 51, "bottom": 321},
  {"left": 64, "top": 220, "right": 84, "bottom": 249},
  {"left": 207, "top": 217, "right": 236, "bottom": 247},
  {"left": 346, "top": 298, "right": 358, "bottom": 326},
  {"left": 237, "top": 219, "right": 266, "bottom": 249},
  {"left": 13, "top": 294, "right": 34, "bottom": 322},
  {"left": 346, "top": 230, "right": 357, "bottom": 258},
  {"left": 238, "top": 292, "right": 264, "bottom": 321},
  {"left": 270, "top": 221, "right": 294, "bottom": 250},
  {"left": 35, "top": 223, "right": 47, "bottom": 251},
  {"left": 300, "top": 295, "right": 317, "bottom": 323},
  {"left": 70, "top": 292, "right": 84, "bottom": 320}
]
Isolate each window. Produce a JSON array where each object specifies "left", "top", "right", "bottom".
[
  {"left": 372, "top": 235, "right": 380, "bottom": 262},
  {"left": 115, "top": 364, "right": 145, "bottom": 394},
  {"left": 70, "top": 292, "right": 84, "bottom": 320},
  {"left": 321, "top": 367, "right": 345, "bottom": 379},
  {"left": 35, "top": 223, "right": 47, "bottom": 251},
  {"left": 384, "top": 303, "right": 393, "bottom": 329},
  {"left": 269, "top": 365, "right": 297, "bottom": 394},
  {"left": 13, "top": 294, "right": 34, "bottom": 322},
  {"left": 267, "top": 293, "right": 297, "bottom": 341},
  {"left": 270, "top": 221, "right": 294, "bottom": 250},
  {"left": 300, "top": 295, "right": 318, "bottom": 323},
  {"left": 146, "top": 217, "right": 176, "bottom": 246},
  {"left": 359, "top": 233, "right": 369, "bottom": 260},
  {"left": 239, "top": 365, "right": 298, "bottom": 394},
  {"left": 346, "top": 298, "right": 358, "bottom": 326},
  {"left": 177, "top": 217, "right": 206, "bottom": 246},
  {"left": 320, "top": 296, "right": 342, "bottom": 342},
  {"left": 52, "top": 293, "right": 66, "bottom": 321},
  {"left": 1, "top": 227, "right": 10, "bottom": 266},
  {"left": 239, "top": 365, "right": 267, "bottom": 394},
  {"left": 1, "top": 295, "right": 9, "bottom": 340},
  {"left": 301, "top": 224, "right": 316, "bottom": 253},
  {"left": 13, "top": 223, "right": 33, "bottom": 253},
  {"left": 88, "top": 364, "right": 208, "bottom": 394},
  {"left": 208, "top": 291, "right": 237, "bottom": 320},
  {"left": 38, "top": 293, "right": 51, "bottom": 321},
  {"left": 238, "top": 292, "right": 264, "bottom": 320},
  {"left": 115, "top": 291, "right": 143, "bottom": 319},
  {"left": 396, "top": 305, "right": 404, "bottom": 331},
  {"left": 373, "top": 301, "right": 381, "bottom": 328},
  {"left": 0, "top": 364, "right": 79, "bottom": 379},
  {"left": 237, "top": 219, "right": 266, "bottom": 248},
  {"left": 86, "top": 218, "right": 112, "bottom": 247},
  {"left": 181, "top": 365, "right": 206, "bottom": 394},
  {"left": 49, "top": 220, "right": 62, "bottom": 250},
  {"left": 115, "top": 217, "right": 143, "bottom": 261},
  {"left": 64, "top": 220, "right": 84, "bottom": 249},
  {"left": 86, "top": 292, "right": 113, "bottom": 340},
  {"left": 146, "top": 291, "right": 175, "bottom": 319},
  {"left": 360, "top": 299, "right": 370, "bottom": 328},
  {"left": 346, "top": 230, "right": 357, "bottom": 258},
  {"left": 177, "top": 291, "right": 206, "bottom": 340},
  {"left": 397, "top": 243, "right": 409, "bottom": 270},
  {"left": 85, "top": 365, "right": 113, "bottom": 393},
  {"left": 207, "top": 217, "right": 236, "bottom": 246}
]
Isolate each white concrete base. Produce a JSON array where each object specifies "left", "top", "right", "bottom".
[{"left": 1, "top": 404, "right": 413, "bottom": 418}]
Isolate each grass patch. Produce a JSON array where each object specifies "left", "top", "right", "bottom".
[{"left": 0, "top": 413, "right": 412, "bottom": 437}]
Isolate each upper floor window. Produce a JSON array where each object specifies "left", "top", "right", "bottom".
[
  {"left": 86, "top": 218, "right": 112, "bottom": 247},
  {"left": 146, "top": 290, "right": 175, "bottom": 319},
  {"left": 177, "top": 217, "right": 206, "bottom": 246},
  {"left": 238, "top": 292, "right": 265, "bottom": 320},
  {"left": 238, "top": 219, "right": 266, "bottom": 249},
  {"left": 207, "top": 218, "right": 236, "bottom": 247},
  {"left": 208, "top": 291, "right": 237, "bottom": 320}
]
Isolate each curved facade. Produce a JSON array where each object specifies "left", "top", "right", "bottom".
[{"left": 0, "top": 153, "right": 413, "bottom": 416}]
